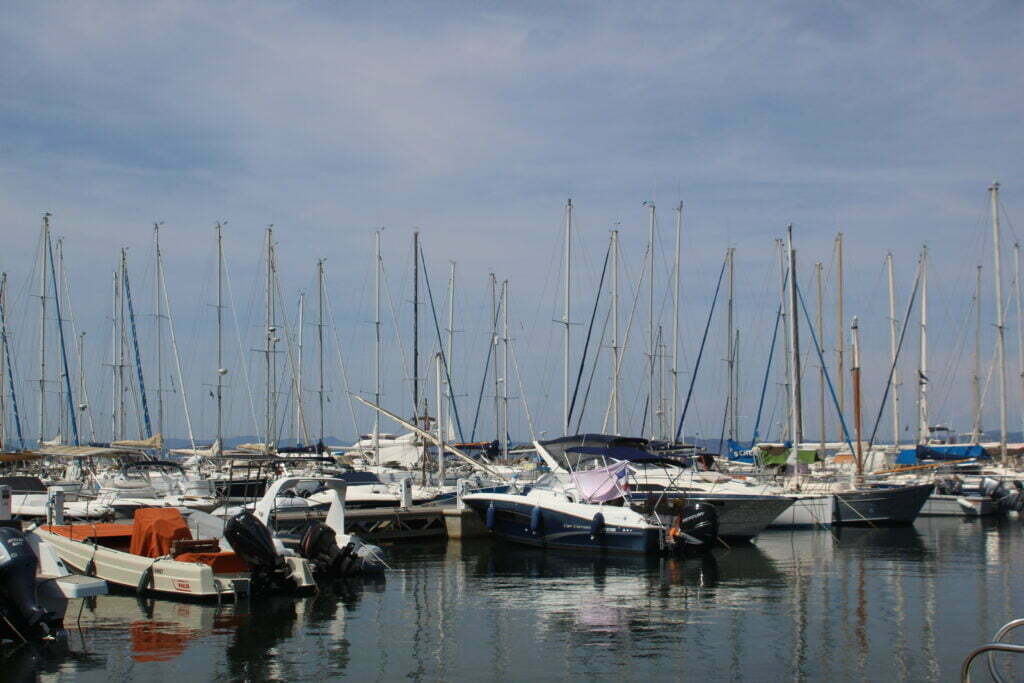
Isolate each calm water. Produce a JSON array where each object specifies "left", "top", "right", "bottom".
[{"left": 6, "top": 516, "right": 1024, "bottom": 681}]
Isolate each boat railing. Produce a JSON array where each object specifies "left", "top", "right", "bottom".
[{"left": 961, "top": 617, "right": 1024, "bottom": 682}]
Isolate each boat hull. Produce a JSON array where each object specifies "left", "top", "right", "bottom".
[
  {"left": 464, "top": 497, "right": 664, "bottom": 554},
  {"left": 768, "top": 495, "right": 835, "bottom": 528},
  {"left": 630, "top": 493, "right": 793, "bottom": 540},
  {"left": 919, "top": 493, "right": 1000, "bottom": 517},
  {"left": 833, "top": 483, "right": 933, "bottom": 525}
]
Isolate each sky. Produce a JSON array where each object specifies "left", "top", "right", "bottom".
[{"left": 1, "top": 1, "right": 1023, "bottom": 449}]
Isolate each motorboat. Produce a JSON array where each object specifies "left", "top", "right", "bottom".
[
  {"left": 463, "top": 465, "right": 719, "bottom": 555},
  {"left": 534, "top": 435, "right": 794, "bottom": 540},
  {"left": 33, "top": 506, "right": 316, "bottom": 600}
]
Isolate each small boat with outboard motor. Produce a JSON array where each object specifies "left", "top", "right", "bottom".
[
  {"left": 33, "top": 502, "right": 316, "bottom": 600},
  {"left": 0, "top": 485, "right": 108, "bottom": 644}
]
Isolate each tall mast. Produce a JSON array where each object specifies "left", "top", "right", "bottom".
[
  {"left": 972, "top": 264, "right": 983, "bottom": 444},
  {"left": 777, "top": 238, "right": 792, "bottom": 440},
  {"left": 56, "top": 239, "right": 67, "bottom": 441},
  {"left": 917, "top": 245, "right": 929, "bottom": 444},
  {"left": 117, "top": 248, "right": 127, "bottom": 441},
  {"left": 991, "top": 181, "right": 1008, "bottom": 459},
  {"left": 672, "top": 202, "right": 682, "bottom": 441},
  {"left": 38, "top": 213, "right": 50, "bottom": 446},
  {"left": 647, "top": 201, "right": 656, "bottom": 440},
  {"left": 296, "top": 291, "right": 304, "bottom": 444},
  {"left": 726, "top": 247, "right": 736, "bottom": 443},
  {"left": 373, "top": 229, "right": 381, "bottom": 465},
  {"left": 447, "top": 261, "right": 456, "bottom": 432},
  {"left": 318, "top": 259, "right": 325, "bottom": 448},
  {"left": 1015, "top": 242, "right": 1024, "bottom": 440},
  {"left": 563, "top": 199, "right": 572, "bottom": 436},
  {"left": 611, "top": 229, "right": 621, "bottom": 435},
  {"left": 501, "top": 279, "right": 510, "bottom": 459},
  {"left": 435, "top": 352, "right": 445, "bottom": 483},
  {"left": 215, "top": 223, "right": 224, "bottom": 454},
  {"left": 0, "top": 275, "right": 5, "bottom": 449},
  {"left": 154, "top": 223, "right": 164, "bottom": 439},
  {"left": 886, "top": 252, "right": 902, "bottom": 446},
  {"left": 851, "top": 315, "right": 863, "bottom": 475},
  {"left": 264, "top": 227, "right": 275, "bottom": 452},
  {"left": 413, "top": 231, "right": 420, "bottom": 425},
  {"left": 815, "top": 261, "right": 825, "bottom": 453},
  {"left": 835, "top": 233, "right": 845, "bottom": 421},
  {"left": 110, "top": 269, "right": 118, "bottom": 441},
  {"left": 786, "top": 225, "right": 803, "bottom": 471},
  {"left": 490, "top": 272, "right": 499, "bottom": 443}
]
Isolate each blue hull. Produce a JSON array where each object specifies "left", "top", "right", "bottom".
[{"left": 465, "top": 498, "right": 663, "bottom": 554}]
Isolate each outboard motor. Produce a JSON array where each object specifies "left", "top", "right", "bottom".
[
  {"left": 936, "top": 477, "right": 963, "bottom": 496},
  {"left": 298, "top": 522, "right": 385, "bottom": 577},
  {"left": 979, "top": 477, "right": 1003, "bottom": 499},
  {"left": 224, "top": 510, "right": 290, "bottom": 592},
  {"left": 667, "top": 502, "right": 719, "bottom": 555},
  {"left": 0, "top": 527, "right": 59, "bottom": 642}
]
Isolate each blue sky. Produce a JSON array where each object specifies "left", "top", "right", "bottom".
[{"left": 1, "top": 2, "right": 1022, "bottom": 446}]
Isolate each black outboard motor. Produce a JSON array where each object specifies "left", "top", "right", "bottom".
[
  {"left": 936, "top": 477, "right": 963, "bottom": 496},
  {"left": 299, "top": 522, "right": 385, "bottom": 577},
  {"left": 0, "top": 527, "right": 58, "bottom": 642},
  {"left": 667, "top": 502, "right": 719, "bottom": 555},
  {"left": 224, "top": 511, "right": 291, "bottom": 592}
]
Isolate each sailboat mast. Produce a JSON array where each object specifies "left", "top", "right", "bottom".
[
  {"left": 117, "top": 248, "right": 127, "bottom": 441},
  {"left": 491, "top": 272, "right": 499, "bottom": 443},
  {"left": 447, "top": 261, "right": 456, "bottom": 430},
  {"left": 647, "top": 201, "right": 656, "bottom": 440},
  {"left": 435, "top": 352, "right": 445, "bottom": 482},
  {"left": 502, "top": 279, "right": 510, "bottom": 459},
  {"left": 672, "top": 203, "right": 682, "bottom": 441},
  {"left": 611, "top": 229, "right": 621, "bottom": 435},
  {"left": 296, "top": 291, "right": 304, "bottom": 444},
  {"left": 154, "top": 223, "right": 164, "bottom": 439},
  {"left": 886, "top": 252, "right": 901, "bottom": 446},
  {"left": 1015, "top": 242, "right": 1024, "bottom": 440},
  {"left": 990, "top": 182, "right": 1008, "bottom": 460},
  {"left": 835, "top": 233, "right": 845, "bottom": 421},
  {"left": 318, "top": 260, "right": 325, "bottom": 448},
  {"left": 373, "top": 230, "right": 381, "bottom": 465},
  {"left": 215, "top": 223, "right": 224, "bottom": 454},
  {"left": 413, "top": 232, "right": 420, "bottom": 425},
  {"left": 851, "top": 316, "right": 863, "bottom": 475},
  {"left": 0, "top": 274, "right": 5, "bottom": 449},
  {"left": 38, "top": 214, "right": 50, "bottom": 446},
  {"left": 815, "top": 261, "right": 825, "bottom": 453},
  {"left": 786, "top": 225, "right": 803, "bottom": 469},
  {"left": 264, "top": 227, "right": 275, "bottom": 452},
  {"left": 563, "top": 199, "right": 572, "bottom": 436},
  {"left": 110, "top": 269, "right": 117, "bottom": 441},
  {"left": 918, "top": 245, "right": 929, "bottom": 444},
  {"left": 971, "top": 264, "right": 983, "bottom": 443},
  {"left": 726, "top": 247, "right": 735, "bottom": 443},
  {"left": 777, "top": 238, "right": 792, "bottom": 440}
]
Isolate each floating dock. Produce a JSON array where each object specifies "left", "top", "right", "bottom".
[{"left": 271, "top": 505, "right": 489, "bottom": 542}]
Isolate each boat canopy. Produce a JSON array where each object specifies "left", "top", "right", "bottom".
[
  {"left": 539, "top": 434, "right": 674, "bottom": 471},
  {"left": 895, "top": 444, "right": 989, "bottom": 465}
]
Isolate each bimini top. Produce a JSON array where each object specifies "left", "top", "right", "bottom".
[{"left": 538, "top": 434, "right": 676, "bottom": 471}]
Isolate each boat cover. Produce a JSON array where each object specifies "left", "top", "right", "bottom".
[
  {"left": 130, "top": 508, "right": 192, "bottom": 558},
  {"left": 895, "top": 444, "right": 989, "bottom": 465},
  {"left": 571, "top": 461, "right": 630, "bottom": 503}
]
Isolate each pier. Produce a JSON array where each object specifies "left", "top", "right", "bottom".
[{"left": 271, "top": 504, "right": 489, "bottom": 542}]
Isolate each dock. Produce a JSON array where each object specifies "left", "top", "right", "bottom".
[{"left": 271, "top": 505, "right": 489, "bottom": 542}]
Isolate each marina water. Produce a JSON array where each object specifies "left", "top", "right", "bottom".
[{"left": 8, "top": 516, "right": 1023, "bottom": 681}]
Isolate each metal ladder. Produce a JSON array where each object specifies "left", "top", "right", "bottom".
[{"left": 961, "top": 618, "right": 1024, "bottom": 682}]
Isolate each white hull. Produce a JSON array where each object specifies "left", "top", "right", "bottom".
[
  {"left": 919, "top": 494, "right": 1000, "bottom": 517},
  {"left": 768, "top": 495, "right": 834, "bottom": 528}
]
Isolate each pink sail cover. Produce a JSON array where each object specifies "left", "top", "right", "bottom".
[{"left": 571, "top": 461, "right": 630, "bottom": 503}]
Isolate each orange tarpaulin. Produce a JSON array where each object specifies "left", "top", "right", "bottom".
[{"left": 130, "top": 508, "right": 192, "bottom": 558}]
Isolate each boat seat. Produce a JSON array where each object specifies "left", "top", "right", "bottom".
[
  {"left": 174, "top": 551, "right": 249, "bottom": 574},
  {"left": 170, "top": 538, "right": 221, "bottom": 556}
]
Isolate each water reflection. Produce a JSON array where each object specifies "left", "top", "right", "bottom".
[{"left": 3, "top": 517, "right": 1022, "bottom": 681}]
